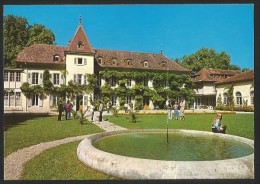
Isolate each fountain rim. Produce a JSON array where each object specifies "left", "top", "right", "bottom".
[{"left": 77, "top": 129, "right": 254, "bottom": 179}]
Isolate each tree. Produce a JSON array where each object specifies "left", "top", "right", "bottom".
[
  {"left": 176, "top": 47, "right": 241, "bottom": 73},
  {"left": 42, "top": 69, "right": 53, "bottom": 94},
  {"left": 27, "top": 24, "right": 55, "bottom": 46},
  {"left": 226, "top": 84, "right": 235, "bottom": 109},
  {"left": 4, "top": 15, "right": 29, "bottom": 67},
  {"left": 4, "top": 14, "right": 56, "bottom": 67}
]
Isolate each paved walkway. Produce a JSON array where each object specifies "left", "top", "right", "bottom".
[{"left": 4, "top": 118, "right": 127, "bottom": 180}]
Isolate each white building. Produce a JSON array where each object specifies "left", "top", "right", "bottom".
[
  {"left": 4, "top": 19, "right": 191, "bottom": 112},
  {"left": 191, "top": 68, "right": 241, "bottom": 109},
  {"left": 215, "top": 69, "right": 254, "bottom": 107}
]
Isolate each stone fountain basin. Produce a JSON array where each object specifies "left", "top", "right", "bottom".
[{"left": 77, "top": 129, "right": 254, "bottom": 179}]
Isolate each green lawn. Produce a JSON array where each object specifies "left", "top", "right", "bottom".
[
  {"left": 105, "top": 113, "right": 254, "bottom": 139},
  {"left": 4, "top": 113, "right": 254, "bottom": 180},
  {"left": 4, "top": 114, "right": 104, "bottom": 157},
  {"left": 21, "top": 140, "right": 118, "bottom": 180}
]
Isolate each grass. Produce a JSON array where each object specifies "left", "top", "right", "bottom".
[
  {"left": 4, "top": 114, "right": 104, "bottom": 157},
  {"left": 21, "top": 141, "right": 118, "bottom": 180},
  {"left": 105, "top": 113, "right": 254, "bottom": 139},
  {"left": 5, "top": 113, "right": 254, "bottom": 180}
]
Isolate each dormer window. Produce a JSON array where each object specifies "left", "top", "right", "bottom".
[
  {"left": 128, "top": 60, "right": 132, "bottom": 66},
  {"left": 144, "top": 61, "right": 148, "bottom": 67},
  {"left": 53, "top": 55, "right": 60, "bottom": 62},
  {"left": 97, "top": 58, "right": 103, "bottom": 65},
  {"left": 112, "top": 58, "right": 117, "bottom": 65},
  {"left": 161, "top": 61, "right": 167, "bottom": 68},
  {"left": 77, "top": 41, "right": 84, "bottom": 49}
]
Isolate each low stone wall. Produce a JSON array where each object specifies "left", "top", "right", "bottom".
[{"left": 77, "top": 129, "right": 254, "bottom": 179}]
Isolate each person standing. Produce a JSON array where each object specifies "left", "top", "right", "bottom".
[
  {"left": 99, "top": 102, "right": 103, "bottom": 122},
  {"left": 65, "top": 100, "right": 73, "bottom": 120},
  {"left": 173, "top": 102, "right": 179, "bottom": 120},
  {"left": 167, "top": 100, "right": 172, "bottom": 120},
  {"left": 90, "top": 102, "right": 95, "bottom": 122},
  {"left": 106, "top": 101, "right": 111, "bottom": 113},
  {"left": 124, "top": 102, "right": 128, "bottom": 113},
  {"left": 57, "top": 101, "right": 63, "bottom": 121},
  {"left": 179, "top": 100, "right": 186, "bottom": 120}
]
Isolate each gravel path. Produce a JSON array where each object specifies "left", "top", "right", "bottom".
[{"left": 4, "top": 119, "right": 127, "bottom": 180}]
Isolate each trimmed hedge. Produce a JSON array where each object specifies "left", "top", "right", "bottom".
[{"left": 216, "top": 105, "right": 254, "bottom": 112}]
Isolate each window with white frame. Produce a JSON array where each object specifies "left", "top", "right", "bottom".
[
  {"left": 126, "top": 95, "right": 133, "bottom": 104},
  {"left": 97, "top": 58, "right": 102, "bottom": 65},
  {"left": 50, "top": 95, "right": 58, "bottom": 107},
  {"left": 10, "top": 72, "right": 15, "bottom": 82},
  {"left": 111, "top": 95, "right": 117, "bottom": 106},
  {"left": 4, "top": 72, "right": 8, "bottom": 81},
  {"left": 250, "top": 91, "right": 254, "bottom": 105},
  {"left": 4, "top": 92, "right": 8, "bottom": 106},
  {"left": 32, "top": 95, "right": 39, "bottom": 106},
  {"left": 15, "top": 92, "right": 21, "bottom": 106},
  {"left": 77, "top": 41, "right": 84, "bottom": 49},
  {"left": 223, "top": 93, "right": 228, "bottom": 105},
  {"left": 127, "top": 78, "right": 131, "bottom": 86},
  {"left": 16, "top": 72, "right": 21, "bottom": 82},
  {"left": 9, "top": 92, "right": 15, "bottom": 106},
  {"left": 97, "top": 75, "right": 102, "bottom": 86},
  {"left": 53, "top": 55, "right": 59, "bottom": 62},
  {"left": 112, "top": 58, "right": 117, "bottom": 65},
  {"left": 84, "top": 96, "right": 88, "bottom": 106},
  {"left": 77, "top": 74, "right": 82, "bottom": 84},
  {"left": 84, "top": 75, "right": 87, "bottom": 84},
  {"left": 53, "top": 73, "right": 60, "bottom": 85},
  {"left": 144, "top": 61, "right": 148, "bottom": 67},
  {"left": 144, "top": 76, "right": 149, "bottom": 86},
  {"left": 74, "top": 58, "right": 87, "bottom": 65},
  {"left": 236, "top": 92, "right": 242, "bottom": 106},
  {"left": 32, "top": 73, "right": 39, "bottom": 84},
  {"left": 111, "top": 76, "right": 117, "bottom": 87}
]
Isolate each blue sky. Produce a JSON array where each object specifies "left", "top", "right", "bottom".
[{"left": 4, "top": 4, "right": 254, "bottom": 69}]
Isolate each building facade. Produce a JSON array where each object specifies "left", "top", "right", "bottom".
[
  {"left": 215, "top": 69, "right": 254, "bottom": 107},
  {"left": 4, "top": 19, "right": 191, "bottom": 112},
  {"left": 191, "top": 68, "right": 242, "bottom": 109}
]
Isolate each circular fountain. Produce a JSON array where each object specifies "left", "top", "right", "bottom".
[{"left": 77, "top": 129, "right": 254, "bottom": 179}]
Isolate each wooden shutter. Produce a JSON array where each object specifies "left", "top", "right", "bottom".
[
  {"left": 60, "top": 74, "right": 64, "bottom": 84},
  {"left": 49, "top": 95, "right": 53, "bottom": 107},
  {"left": 73, "top": 74, "right": 77, "bottom": 83},
  {"left": 74, "top": 58, "right": 77, "bottom": 64},
  {"left": 39, "top": 73, "right": 43, "bottom": 85},
  {"left": 84, "top": 58, "right": 87, "bottom": 65},
  {"left": 27, "top": 97, "right": 32, "bottom": 107},
  {"left": 39, "top": 97, "right": 43, "bottom": 107},
  {"left": 28, "top": 73, "right": 32, "bottom": 84},
  {"left": 84, "top": 96, "right": 88, "bottom": 106}
]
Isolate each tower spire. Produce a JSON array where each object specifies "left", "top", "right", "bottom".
[{"left": 79, "top": 15, "right": 82, "bottom": 24}]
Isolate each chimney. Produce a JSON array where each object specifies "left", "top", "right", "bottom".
[{"left": 160, "top": 50, "right": 163, "bottom": 55}]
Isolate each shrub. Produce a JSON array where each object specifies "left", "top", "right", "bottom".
[{"left": 111, "top": 106, "right": 119, "bottom": 117}]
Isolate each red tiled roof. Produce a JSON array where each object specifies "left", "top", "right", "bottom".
[
  {"left": 17, "top": 44, "right": 67, "bottom": 64},
  {"left": 215, "top": 69, "right": 254, "bottom": 85},
  {"left": 67, "top": 23, "right": 94, "bottom": 53},
  {"left": 192, "top": 68, "right": 241, "bottom": 82},
  {"left": 94, "top": 48, "right": 190, "bottom": 72},
  {"left": 17, "top": 44, "right": 191, "bottom": 72}
]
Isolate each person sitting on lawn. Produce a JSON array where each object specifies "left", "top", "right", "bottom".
[{"left": 211, "top": 113, "right": 227, "bottom": 133}]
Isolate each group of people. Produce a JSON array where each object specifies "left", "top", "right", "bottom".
[
  {"left": 89, "top": 101, "right": 109, "bottom": 122},
  {"left": 168, "top": 100, "right": 186, "bottom": 120},
  {"left": 124, "top": 102, "right": 134, "bottom": 113},
  {"left": 57, "top": 100, "right": 73, "bottom": 121}
]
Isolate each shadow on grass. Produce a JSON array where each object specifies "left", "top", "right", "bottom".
[{"left": 4, "top": 113, "right": 52, "bottom": 131}]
